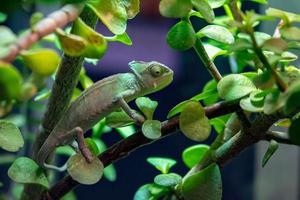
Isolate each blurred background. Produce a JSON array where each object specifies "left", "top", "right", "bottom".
[{"left": 0, "top": 0, "right": 299, "bottom": 199}]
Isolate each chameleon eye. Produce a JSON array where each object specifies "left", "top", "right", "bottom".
[{"left": 150, "top": 65, "right": 163, "bottom": 77}]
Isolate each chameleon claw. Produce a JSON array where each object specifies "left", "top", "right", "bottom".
[{"left": 81, "top": 147, "right": 93, "bottom": 163}]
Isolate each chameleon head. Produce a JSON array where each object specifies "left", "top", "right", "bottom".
[{"left": 129, "top": 61, "right": 174, "bottom": 94}]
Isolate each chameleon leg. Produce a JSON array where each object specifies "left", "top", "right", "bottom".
[
  {"left": 72, "top": 127, "right": 93, "bottom": 163},
  {"left": 117, "top": 98, "right": 145, "bottom": 125}
]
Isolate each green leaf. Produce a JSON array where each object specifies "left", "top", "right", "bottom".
[
  {"left": 217, "top": 74, "right": 256, "bottom": 101},
  {"left": 182, "top": 144, "right": 209, "bottom": 169},
  {"left": 203, "top": 43, "right": 227, "bottom": 61},
  {"left": 21, "top": 48, "right": 60, "bottom": 76},
  {"left": 266, "top": 8, "right": 300, "bottom": 24},
  {"left": 124, "top": 0, "right": 140, "bottom": 19},
  {"left": 85, "top": 138, "right": 100, "bottom": 156},
  {"left": 147, "top": 157, "right": 177, "bottom": 174},
  {"left": 191, "top": 0, "right": 215, "bottom": 23},
  {"left": 62, "top": 191, "right": 77, "bottom": 200},
  {"left": 105, "top": 32, "right": 133, "bottom": 45},
  {"left": 0, "top": 121, "right": 24, "bottom": 152},
  {"left": 56, "top": 146, "right": 76, "bottom": 156},
  {"left": 240, "top": 96, "right": 264, "bottom": 112},
  {"left": 197, "top": 25, "right": 234, "bottom": 44},
  {"left": 105, "top": 109, "right": 135, "bottom": 128},
  {"left": 134, "top": 184, "right": 152, "bottom": 200},
  {"left": 88, "top": 0, "right": 128, "bottom": 34},
  {"left": 92, "top": 119, "right": 111, "bottom": 138},
  {"left": 179, "top": 101, "right": 211, "bottom": 142},
  {"left": 8, "top": 157, "right": 49, "bottom": 188},
  {"left": 159, "top": 0, "right": 192, "bottom": 18},
  {"left": 284, "top": 81, "right": 300, "bottom": 114},
  {"left": 116, "top": 125, "right": 136, "bottom": 138},
  {"left": 167, "top": 89, "right": 217, "bottom": 119},
  {"left": 67, "top": 153, "right": 104, "bottom": 185},
  {"left": 0, "top": 26, "right": 16, "bottom": 47},
  {"left": 262, "top": 38, "right": 288, "bottom": 54},
  {"left": 0, "top": 62, "right": 22, "bottom": 101},
  {"left": 262, "top": 139, "right": 278, "bottom": 167},
  {"left": 182, "top": 164, "right": 222, "bottom": 200},
  {"left": 280, "top": 26, "right": 300, "bottom": 41},
  {"left": 79, "top": 69, "right": 94, "bottom": 89},
  {"left": 56, "top": 28, "right": 87, "bottom": 56},
  {"left": 34, "top": 89, "right": 51, "bottom": 102},
  {"left": 264, "top": 89, "right": 285, "bottom": 115},
  {"left": 202, "top": 80, "right": 218, "bottom": 106},
  {"left": 30, "top": 12, "right": 44, "bottom": 28},
  {"left": 0, "top": 12, "right": 7, "bottom": 23},
  {"left": 167, "top": 20, "right": 196, "bottom": 51},
  {"left": 104, "top": 164, "right": 117, "bottom": 182},
  {"left": 135, "top": 97, "right": 158, "bottom": 120},
  {"left": 73, "top": 18, "right": 108, "bottom": 59},
  {"left": 154, "top": 173, "right": 182, "bottom": 187},
  {"left": 288, "top": 117, "right": 300, "bottom": 146},
  {"left": 142, "top": 120, "right": 162, "bottom": 139},
  {"left": 208, "top": 0, "right": 226, "bottom": 8}
]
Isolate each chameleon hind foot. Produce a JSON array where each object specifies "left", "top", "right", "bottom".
[{"left": 72, "top": 127, "right": 93, "bottom": 163}]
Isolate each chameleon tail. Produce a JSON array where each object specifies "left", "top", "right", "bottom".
[{"left": 37, "top": 136, "right": 67, "bottom": 172}]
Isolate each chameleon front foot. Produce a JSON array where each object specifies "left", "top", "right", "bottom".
[{"left": 73, "top": 127, "right": 93, "bottom": 163}]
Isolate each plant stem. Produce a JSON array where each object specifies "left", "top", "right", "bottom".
[
  {"left": 229, "top": 0, "right": 243, "bottom": 22},
  {"left": 249, "top": 33, "right": 288, "bottom": 92},
  {"left": 21, "top": 6, "right": 98, "bottom": 200},
  {"left": 193, "top": 38, "right": 223, "bottom": 82}
]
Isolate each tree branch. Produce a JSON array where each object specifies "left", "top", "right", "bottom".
[
  {"left": 1, "top": 4, "right": 84, "bottom": 63},
  {"left": 21, "top": 6, "right": 98, "bottom": 200},
  {"left": 45, "top": 100, "right": 240, "bottom": 199}
]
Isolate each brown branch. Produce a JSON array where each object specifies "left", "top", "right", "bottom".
[
  {"left": 1, "top": 3, "right": 84, "bottom": 62},
  {"left": 45, "top": 100, "right": 240, "bottom": 199}
]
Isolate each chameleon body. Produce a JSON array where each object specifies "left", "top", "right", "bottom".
[{"left": 37, "top": 61, "right": 173, "bottom": 171}]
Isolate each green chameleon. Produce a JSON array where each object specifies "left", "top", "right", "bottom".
[{"left": 37, "top": 61, "right": 173, "bottom": 171}]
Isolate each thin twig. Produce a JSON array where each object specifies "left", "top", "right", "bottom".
[{"left": 1, "top": 4, "right": 84, "bottom": 63}]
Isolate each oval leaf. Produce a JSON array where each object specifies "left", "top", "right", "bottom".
[
  {"left": 56, "top": 28, "right": 87, "bottom": 56},
  {"left": 88, "top": 0, "right": 128, "bottom": 35},
  {"left": 0, "top": 62, "right": 22, "bottom": 101},
  {"left": 197, "top": 25, "right": 234, "bottom": 44},
  {"left": 105, "top": 110, "right": 135, "bottom": 128},
  {"left": 182, "top": 164, "right": 222, "bottom": 200},
  {"left": 0, "top": 120, "right": 24, "bottom": 152},
  {"left": 179, "top": 101, "right": 211, "bottom": 142},
  {"left": 67, "top": 153, "right": 104, "bottom": 185},
  {"left": 191, "top": 0, "right": 215, "bottom": 23},
  {"left": 284, "top": 81, "right": 300, "bottom": 114},
  {"left": 217, "top": 74, "right": 256, "bottom": 101},
  {"left": 182, "top": 144, "right": 210, "bottom": 169},
  {"left": 154, "top": 173, "right": 182, "bottom": 187},
  {"left": 8, "top": 157, "right": 49, "bottom": 188},
  {"left": 142, "top": 120, "right": 162, "bottom": 139},
  {"left": 159, "top": 0, "right": 192, "bottom": 18},
  {"left": 167, "top": 20, "right": 196, "bottom": 51},
  {"left": 21, "top": 48, "right": 60, "bottom": 76}
]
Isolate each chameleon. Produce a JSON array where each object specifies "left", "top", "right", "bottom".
[{"left": 37, "top": 61, "right": 173, "bottom": 171}]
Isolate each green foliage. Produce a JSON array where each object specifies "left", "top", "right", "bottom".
[
  {"left": 142, "top": 120, "right": 162, "bottom": 139},
  {"left": 182, "top": 144, "right": 210, "bottom": 169},
  {"left": 21, "top": 49, "right": 60, "bottom": 76},
  {"left": 179, "top": 101, "right": 211, "bottom": 142},
  {"left": 154, "top": 173, "right": 182, "bottom": 187},
  {"left": 147, "top": 157, "right": 177, "bottom": 174},
  {"left": 182, "top": 164, "right": 222, "bottom": 200},
  {"left": 217, "top": 74, "right": 256, "bottom": 101},
  {"left": 159, "top": 0, "right": 192, "bottom": 18},
  {"left": 262, "top": 139, "right": 278, "bottom": 167},
  {"left": 167, "top": 20, "right": 196, "bottom": 51},
  {"left": 8, "top": 157, "right": 49, "bottom": 188},
  {"left": 135, "top": 97, "right": 158, "bottom": 120},
  {"left": 0, "top": 121, "right": 24, "bottom": 152},
  {"left": 67, "top": 153, "right": 104, "bottom": 185},
  {"left": 191, "top": 0, "right": 214, "bottom": 23}
]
